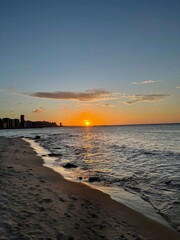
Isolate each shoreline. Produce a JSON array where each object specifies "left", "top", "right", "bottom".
[
  {"left": 0, "top": 137, "right": 179, "bottom": 239},
  {"left": 25, "top": 137, "right": 170, "bottom": 228}
]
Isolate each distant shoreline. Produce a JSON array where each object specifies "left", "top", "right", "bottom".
[{"left": 0, "top": 122, "right": 179, "bottom": 130}]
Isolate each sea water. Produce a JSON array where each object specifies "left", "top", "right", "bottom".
[{"left": 1, "top": 124, "right": 180, "bottom": 230}]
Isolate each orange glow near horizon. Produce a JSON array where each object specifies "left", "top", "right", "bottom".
[
  {"left": 42, "top": 101, "right": 180, "bottom": 127},
  {"left": 58, "top": 110, "right": 105, "bottom": 126}
]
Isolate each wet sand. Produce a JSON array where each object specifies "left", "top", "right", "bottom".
[{"left": 0, "top": 137, "right": 179, "bottom": 240}]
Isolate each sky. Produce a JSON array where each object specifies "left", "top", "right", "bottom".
[{"left": 0, "top": 0, "right": 180, "bottom": 126}]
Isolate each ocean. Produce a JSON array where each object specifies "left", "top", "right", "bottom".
[{"left": 1, "top": 124, "right": 180, "bottom": 231}]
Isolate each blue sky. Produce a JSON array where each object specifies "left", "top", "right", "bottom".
[{"left": 0, "top": 0, "right": 180, "bottom": 125}]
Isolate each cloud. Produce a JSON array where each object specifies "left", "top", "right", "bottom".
[
  {"left": 33, "top": 107, "right": 45, "bottom": 114},
  {"left": 132, "top": 80, "right": 160, "bottom": 85},
  {"left": 0, "top": 89, "right": 7, "bottom": 92},
  {"left": 176, "top": 86, "right": 180, "bottom": 89},
  {"left": 120, "top": 94, "right": 169, "bottom": 104},
  {"left": 23, "top": 89, "right": 170, "bottom": 106},
  {"left": 98, "top": 103, "right": 114, "bottom": 107},
  {"left": 28, "top": 89, "right": 115, "bottom": 102},
  {"left": 0, "top": 87, "right": 17, "bottom": 93},
  {"left": 102, "top": 103, "right": 113, "bottom": 107}
]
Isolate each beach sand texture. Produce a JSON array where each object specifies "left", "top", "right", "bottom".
[{"left": 0, "top": 137, "right": 179, "bottom": 240}]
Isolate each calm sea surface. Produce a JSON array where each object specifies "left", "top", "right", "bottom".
[{"left": 1, "top": 124, "right": 180, "bottom": 230}]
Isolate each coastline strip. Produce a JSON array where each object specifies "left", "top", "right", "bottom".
[
  {"left": 0, "top": 137, "right": 179, "bottom": 239},
  {"left": 25, "top": 137, "right": 170, "bottom": 227}
]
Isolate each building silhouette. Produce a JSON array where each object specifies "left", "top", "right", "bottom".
[
  {"left": 20, "top": 115, "right": 25, "bottom": 128},
  {"left": 0, "top": 115, "right": 59, "bottom": 129}
]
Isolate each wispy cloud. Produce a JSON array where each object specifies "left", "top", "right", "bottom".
[
  {"left": 120, "top": 94, "right": 169, "bottom": 104},
  {"left": 100, "top": 103, "right": 114, "bottom": 107},
  {"left": 0, "top": 89, "right": 7, "bottom": 92},
  {"left": 33, "top": 107, "right": 45, "bottom": 114},
  {"left": 28, "top": 89, "right": 116, "bottom": 102},
  {"left": 0, "top": 87, "right": 17, "bottom": 93},
  {"left": 132, "top": 80, "right": 160, "bottom": 85},
  {"left": 176, "top": 86, "right": 180, "bottom": 89}
]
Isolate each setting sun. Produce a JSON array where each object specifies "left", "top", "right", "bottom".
[{"left": 84, "top": 120, "right": 90, "bottom": 126}]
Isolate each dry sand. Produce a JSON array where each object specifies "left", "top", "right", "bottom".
[{"left": 0, "top": 137, "right": 179, "bottom": 240}]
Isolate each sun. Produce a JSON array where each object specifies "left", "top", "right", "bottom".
[{"left": 84, "top": 120, "right": 91, "bottom": 126}]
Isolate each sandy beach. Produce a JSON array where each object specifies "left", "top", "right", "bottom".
[{"left": 0, "top": 137, "right": 179, "bottom": 240}]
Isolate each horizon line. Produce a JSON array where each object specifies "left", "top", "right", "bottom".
[{"left": 62, "top": 122, "right": 180, "bottom": 127}]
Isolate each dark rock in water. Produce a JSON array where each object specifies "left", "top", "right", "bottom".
[
  {"left": 165, "top": 180, "right": 171, "bottom": 185},
  {"left": 34, "top": 135, "right": 41, "bottom": 140},
  {"left": 78, "top": 177, "right": 82, "bottom": 180},
  {"left": 48, "top": 153, "right": 62, "bottom": 157},
  {"left": 88, "top": 177, "right": 101, "bottom": 183},
  {"left": 41, "top": 154, "right": 47, "bottom": 157},
  {"left": 63, "top": 163, "right": 78, "bottom": 169}
]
